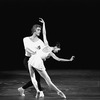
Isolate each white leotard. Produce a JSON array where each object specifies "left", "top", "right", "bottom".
[{"left": 28, "top": 46, "right": 53, "bottom": 71}]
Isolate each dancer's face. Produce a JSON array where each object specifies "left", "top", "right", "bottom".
[
  {"left": 35, "top": 27, "right": 41, "bottom": 36},
  {"left": 53, "top": 46, "right": 60, "bottom": 53}
]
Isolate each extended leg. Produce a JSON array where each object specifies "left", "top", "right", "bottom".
[
  {"left": 22, "top": 57, "right": 42, "bottom": 90},
  {"left": 37, "top": 69, "right": 66, "bottom": 98},
  {"left": 33, "top": 67, "right": 43, "bottom": 91}
]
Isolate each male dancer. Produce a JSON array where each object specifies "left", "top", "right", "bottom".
[{"left": 18, "top": 18, "right": 47, "bottom": 97}]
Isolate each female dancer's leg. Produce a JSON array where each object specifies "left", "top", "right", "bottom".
[
  {"left": 37, "top": 69, "right": 66, "bottom": 98},
  {"left": 18, "top": 57, "right": 43, "bottom": 97},
  {"left": 28, "top": 65, "right": 44, "bottom": 98},
  {"left": 28, "top": 57, "right": 66, "bottom": 98},
  {"left": 28, "top": 65, "right": 40, "bottom": 93}
]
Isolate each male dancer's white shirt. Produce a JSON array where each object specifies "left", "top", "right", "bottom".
[{"left": 23, "top": 37, "right": 45, "bottom": 56}]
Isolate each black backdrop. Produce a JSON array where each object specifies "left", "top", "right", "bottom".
[{"left": 0, "top": 0, "right": 100, "bottom": 70}]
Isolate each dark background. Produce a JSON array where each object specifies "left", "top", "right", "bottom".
[{"left": 0, "top": 0, "right": 100, "bottom": 70}]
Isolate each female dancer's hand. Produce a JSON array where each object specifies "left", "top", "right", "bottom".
[
  {"left": 70, "top": 56, "right": 75, "bottom": 61},
  {"left": 39, "top": 18, "right": 45, "bottom": 24}
]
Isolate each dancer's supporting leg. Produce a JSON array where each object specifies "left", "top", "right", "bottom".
[
  {"left": 29, "top": 65, "right": 40, "bottom": 93},
  {"left": 37, "top": 69, "right": 66, "bottom": 98},
  {"left": 33, "top": 68, "right": 43, "bottom": 91},
  {"left": 22, "top": 68, "right": 42, "bottom": 91},
  {"left": 18, "top": 56, "right": 43, "bottom": 96},
  {"left": 28, "top": 65, "right": 44, "bottom": 98}
]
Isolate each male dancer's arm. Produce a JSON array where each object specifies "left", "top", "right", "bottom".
[{"left": 50, "top": 52, "right": 75, "bottom": 61}]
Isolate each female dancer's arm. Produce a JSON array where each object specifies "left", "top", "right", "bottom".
[
  {"left": 39, "top": 18, "right": 49, "bottom": 46},
  {"left": 50, "top": 52, "right": 75, "bottom": 61}
]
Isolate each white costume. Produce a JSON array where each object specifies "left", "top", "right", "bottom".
[
  {"left": 23, "top": 37, "right": 45, "bottom": 56},
  {"left": 28, "top": 46, "right": 53, "bottom": 71},
  {"left": 23, "top": 37, "right": 53, "bottom": 71}
]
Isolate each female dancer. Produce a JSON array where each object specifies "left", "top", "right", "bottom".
[{"left": 28, "top": 18, "right": 75, "bottom": 98}]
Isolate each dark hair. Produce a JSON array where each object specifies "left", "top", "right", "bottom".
[
  {"left": 56, "top": 42, "right": 60, "bottom": 48},
  {"left": 31, "top": 24, "right": 41, "bottom": 34}
]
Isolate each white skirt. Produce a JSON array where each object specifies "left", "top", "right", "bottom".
[{"left": 28, "top": 55, "right": 46, "bottom": 71}]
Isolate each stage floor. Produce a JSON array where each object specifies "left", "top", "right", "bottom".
[{"left": 0, "top": 69, "right": 100, "bottom": 100}]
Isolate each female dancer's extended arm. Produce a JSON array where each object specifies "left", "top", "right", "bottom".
[
  {"left": 50, "top": 52, "right": 75, "bottom": 61},
  {"left": 39, "top": 18, "right": 49, "bottom": 46}
]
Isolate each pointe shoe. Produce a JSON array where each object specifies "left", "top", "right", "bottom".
[
  {"left": 39, "top": 91, "right": 44, "bottom": 98},
  {"left": 35, "top": 91, "right": 44, "bottom": 98},
  {"left": 57, "top": 91, "right": 66, "bottom": 98},
  {"left": 18, "top": 87, "right": 25, "bottom": 96}
]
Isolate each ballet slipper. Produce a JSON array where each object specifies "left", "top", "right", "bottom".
[
  {"left": 57, "top": 91, "right": 66, "bottom": 98},
  {"left": 35, "top": 91, "right": 44, "bottom": 98}
]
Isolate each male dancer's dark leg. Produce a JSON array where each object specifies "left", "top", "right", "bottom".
[
  {"left": 22, "top": 56, "right": 33, "bottom": 89},
  {"left": 22, "top": 56, "right": 42, "bottom": 91}
]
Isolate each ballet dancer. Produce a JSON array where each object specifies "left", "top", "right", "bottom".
[
  {"left": 18, "top": 19, "right": 47, "bottom": 97},
  {"left": 27, "top": 18, "right": 75, "bottom": 98}
]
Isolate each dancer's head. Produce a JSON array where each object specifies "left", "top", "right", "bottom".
[
  {"left": 53, "top": 46, "right": 61, "bottom": 53},
  {"left": 31, "top": 24, "right": 41, "bottom": 36},
  {"left": 45, "top": 44, "right": 60, "bottom": 53},
  {"left": 53, "top": 42, "right": 61, "bottom": 53}
]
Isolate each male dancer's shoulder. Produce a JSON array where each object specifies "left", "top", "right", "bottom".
[
  {"left": 23, "top": 37, "right": 29, "bottom": 42},
  {"left": 23, "top": 36, "right": 29, "bottom": 40}
]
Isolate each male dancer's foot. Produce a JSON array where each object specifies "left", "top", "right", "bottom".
[
  {"left": 18, "top": 87, "right": 25, "bottom": 96},
  {"left": 57, "top": 91, "right": 66, "bottom": 98},
  {"left": 35, "top": 91, "right": 44, "bottom": 98}
]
